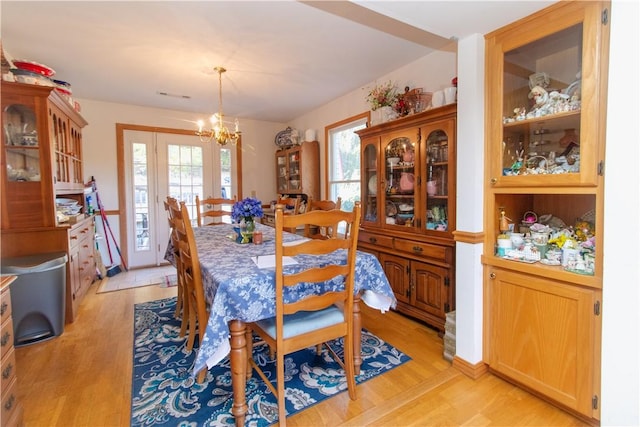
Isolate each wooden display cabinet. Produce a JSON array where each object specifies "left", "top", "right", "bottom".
[
  {"left": 357, "top": 104, "right": 456, "bottom": 333},
  {"left": 482, "top": 1, "right": 609, "bottom": 421},
  {"left": 275, "top": 140, "right": 319, "bottom": 201},
  {"left": 1, "top": 82, "right": 95, "bottom": 323}
]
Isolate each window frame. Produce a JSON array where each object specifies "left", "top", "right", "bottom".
[{"left": 324, "top": 112, "right": 370, "bottom": 213}]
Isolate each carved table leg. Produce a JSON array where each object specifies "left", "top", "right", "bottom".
[
  {"left": 353, "top": 292, "right": 362, "bottom": 375},
  {"left": 229, "top": 319, "right": 248, "bottom": 427}
]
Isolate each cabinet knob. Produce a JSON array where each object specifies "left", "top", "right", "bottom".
[
  {"left": 369, "top": 237, "right": 377, "bottom": 244},
  {"left": 70, "top": 236, "right": 78, "bottom": 240},
  {"left": 1, "top": 332, "right": 10, "bottom": 346},
  {"left": 2, "top": 363, "right": 13, "bottom": 379},
  {"left": 0, "top": 301, "right": 7, "bottom": 316},
  {"left": 412, "top": 246, "right": 423, "bottom": 252},
  {"left": 489, "top": 272, "right": 496, "bottom": 279},
  {"left": 490, "top": 178, "right": 498, "bottom": 185}
]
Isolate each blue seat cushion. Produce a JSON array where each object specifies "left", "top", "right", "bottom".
[{"left": 255, "top": 305, "right": 344, "bottom": 339}]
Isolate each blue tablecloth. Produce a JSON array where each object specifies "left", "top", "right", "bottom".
[{"left": 169, "top": 223, "right": 396, "bottom": 374}]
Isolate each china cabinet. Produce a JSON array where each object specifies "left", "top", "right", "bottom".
[
  {"left": 1, "top": 82, "right": 95, "bottom": 323},
  {"left": 482, "top": 1, "right": 609, "bottom": 422},
  {"left": 1, "top": 276, "right": 22, "bottom": 427},
  {"left": 275, "top": 140, "right": 319, "bottom": 201},
  {"left": 356, "top": 104, "right": 456, "bottom": 332}
]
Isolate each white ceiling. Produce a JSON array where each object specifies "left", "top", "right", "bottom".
[{"left": 0, "top": 1, "right": 554, "bottom": 123}]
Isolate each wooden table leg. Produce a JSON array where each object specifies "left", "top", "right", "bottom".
[
  {"left": 353, "top": 293, "right": 362, "bottom": 375},
  {"left": 229, "top": 319, "right": 248, "bottom": 427}
]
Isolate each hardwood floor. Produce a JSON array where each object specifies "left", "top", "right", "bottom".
[{"left": 15, "top": 268, "right": 588, "bottom": 426}]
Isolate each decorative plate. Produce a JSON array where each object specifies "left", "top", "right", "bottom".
[
  {"left": 275, "top": 127, "right": 295, "bottom": 149},
  {"left": 13, "top": 60, "right": 55, "bottom": 77},
  {"left": 368, "top": 174, "right": 377, "bottom": 194}
]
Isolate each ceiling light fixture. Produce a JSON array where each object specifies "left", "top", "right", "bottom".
[{"left": 196, "top": 66, "right": 241, "bottom": 145}]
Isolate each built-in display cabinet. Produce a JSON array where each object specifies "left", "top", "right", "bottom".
[
  {"left": 357, "top": 104, "right": 456, "bottom": 333},
  {"left": 482, "top": 1, "right": 610, "bottom": 422}
]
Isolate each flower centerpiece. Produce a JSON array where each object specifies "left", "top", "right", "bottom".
[{"left": 231, "top": 197, "right": 264, "bottom": 243}]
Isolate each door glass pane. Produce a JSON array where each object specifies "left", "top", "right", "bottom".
[
  {"left": 4, "top": 104, "right": 41, "bottom": 182},
  {"left": 502, "top": 24, "right": 583, "bottom": 176},
  {"left": 385, "top": 137, "right": 415, "bottom": 228},
  {"left": 425, "top": 130, "right": 449, "bottom": 231},
  {"left": 168, "top": 144, "right": 204, "bottom": 226},
  {"left": 220, "top": 148, "right": 231, "bottom": 199},
  {"left": 132, "top": 143, "right": 150, "bottom": 251}
]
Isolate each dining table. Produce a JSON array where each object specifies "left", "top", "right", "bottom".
[{"left": 167, "top": 222, "right": 396, "bottom": 426}]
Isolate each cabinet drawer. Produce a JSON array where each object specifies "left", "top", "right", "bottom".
[
  {"left": 1, "top": 377, "right": 19, "bottom": 427},
  {"left": 0, "top": 288, "right": 11, "bottom": 326},
  {"left": 1, "top": 348, "right": 17, "bottom": 395},
  {"left": 0, "top": 318, "right": 13, "bottom": 360},
  {"left": 358, "top": 230, "right": 393, "bottom": 249},
  {"left": 68, "top": 222, "right": 92, "bottom": 250},
  {"left": 394, "top": 239, "right": 450, "bottom": 263}
]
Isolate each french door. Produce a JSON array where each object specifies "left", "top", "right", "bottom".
[{"left": 123, "top": 129, "right": 232, "bottom": 268}]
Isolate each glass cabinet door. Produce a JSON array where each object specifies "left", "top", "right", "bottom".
[
  {"left": 287, "top": 149, "right": 301, "bottom": 191},
  {"left": 383, "top": 135, "right": 416, "bottom": 230},
  {"left": 3, "top": 103, "right": 41, "bottom": 182},
  {"left": 487, "top": 3, "right": 604, "bottom": 187},
  {"left": 362, "top": 140, "right": 379, "bottom": 225},
  {"left": 276, "top": 151, "right": 287, "bottom": 192},
  {"left": 424, "top": 127, "right": 450, "bottom": 232}
]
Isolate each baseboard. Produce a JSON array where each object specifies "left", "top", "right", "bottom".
[{"left": 452, "top": 356, "right": 489, "bottom": 380}]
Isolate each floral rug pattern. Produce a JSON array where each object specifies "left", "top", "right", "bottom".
[{"left": 131, "top": 297, "right": 410, "bottom": 426}]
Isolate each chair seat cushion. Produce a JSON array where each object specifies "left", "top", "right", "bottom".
[{"left": 255, "top": 305, "right": 344, "bottom": 339}]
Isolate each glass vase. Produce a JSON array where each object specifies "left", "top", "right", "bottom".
[{"left": 240, "top": 217, "right": 255, "bottom": 243}]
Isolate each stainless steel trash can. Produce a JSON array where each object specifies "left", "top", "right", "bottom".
[{"left": 1, "top": 252, "right": 67, "bottom": 347}]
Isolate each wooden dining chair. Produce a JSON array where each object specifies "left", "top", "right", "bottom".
[
  {"left": 195, "top": 195, "right": 236, "bottom": 227},
  {"left": 246, "top": 202, "right": 362, "bottom": 426},
  {"left": 165, "top": 197, "right": 189, "bottom": 337},
  {"left": 304, "top": 196, "right": 342, "bottom": 239},
  {"left": 174, "top": 202, "right": 209, "bottom": 383},
  {"left": 276, "top": 195, "right": 300, "bottom": 215},
  {"left": 277, "top": 196, "right": 301, "bottom": 233}
]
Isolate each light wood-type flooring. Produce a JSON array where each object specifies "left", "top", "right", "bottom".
[{"left": 15, "top": 267, "right": 588, "bottom": 426}]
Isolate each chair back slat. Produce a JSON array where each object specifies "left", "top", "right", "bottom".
[{"left": 196, "top": 195, "right": 236, "bottom": 226}]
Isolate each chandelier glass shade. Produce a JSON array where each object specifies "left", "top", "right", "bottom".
[{"left": 196, "top": 66, "right": 241, "bottom": 145}]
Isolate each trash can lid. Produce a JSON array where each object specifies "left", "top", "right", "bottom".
[{"left": 1, "top": 252, "right": 68, "bottom": 274}]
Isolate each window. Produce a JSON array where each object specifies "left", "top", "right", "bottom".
[{"left": 326, "top": 113, "right": 369, "bottom": 214}]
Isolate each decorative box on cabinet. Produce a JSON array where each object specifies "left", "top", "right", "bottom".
[
  {"left": 1, "top": 81, "right": 94, "bottom": 324},
  {"left": 482, "top": 1, "right": 609, "bottom": 422},
  {"left": 1, "top": 276, "right": 23, "bottom": 427},
  {"left": 356, "top": 105, "right": 457, "bottom": 333},
  {"left": 275, "top": 140, "right": 319, "bottom": 201}
]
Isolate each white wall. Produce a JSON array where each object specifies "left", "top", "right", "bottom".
[
  {"left": 600, "top": 1, "right": 640, "bottom": 424},
  {"left": 455, "top": 33, "right": 485, "bottom": 364}
]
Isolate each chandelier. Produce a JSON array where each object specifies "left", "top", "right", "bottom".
[{"left": 196, "top": 66, "right": 241, "bottom": 145}]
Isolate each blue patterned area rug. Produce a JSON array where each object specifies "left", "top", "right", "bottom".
[{"left": 131, "top": 297, "right": 411, "bottom": 426}]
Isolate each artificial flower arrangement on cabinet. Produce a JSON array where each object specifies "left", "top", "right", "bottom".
[
  {"left": 231, "top": 197, "right": 264, "bottom": 243},
  {"left": 366, "top": 81, "right": 398, "bottom": 125}
]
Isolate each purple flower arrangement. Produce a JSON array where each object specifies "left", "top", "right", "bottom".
[{"left": 231, "top": 197, "right": 264, "bottom": 223}]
